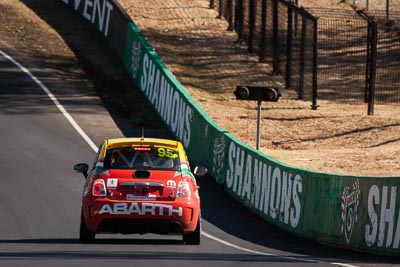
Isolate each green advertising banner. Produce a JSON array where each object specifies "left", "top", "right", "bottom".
[{"left": 122, "top": 21, "right": 400, "bottom": 257}]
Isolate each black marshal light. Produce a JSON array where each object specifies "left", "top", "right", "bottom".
[
  {"left": 234, "top": 86, "right": 281, "bottom": 102},
  {"left": 233, "top": 85, "right": 282, "bottom": 150}
]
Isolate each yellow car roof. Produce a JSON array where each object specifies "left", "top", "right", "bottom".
[{"left": 105, "top": 138, "right": 182, "bottom": 149}]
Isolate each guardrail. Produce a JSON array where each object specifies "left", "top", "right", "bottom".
[{"left": 60, "top": 0, "right": 400, "bottom": 257}]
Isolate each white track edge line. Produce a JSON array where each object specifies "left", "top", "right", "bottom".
[
  {"left": 202, "top": 231, "right": 317, "bottom": 263},
  {"left": 0, "top": 48, "right": 359, "bottom": 267},
  {"left": 331, "top": 263, "right": 360, "bottom": 267},
  {"left": 202, "top": 232, "right": 359, "bottom": 267}
]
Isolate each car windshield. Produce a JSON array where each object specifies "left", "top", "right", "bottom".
[{"left": 104, "top": 146, "right": 180, "bottom": 170}]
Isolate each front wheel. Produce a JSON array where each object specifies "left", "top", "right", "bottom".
[
  {"left": 79, "top": 209, "right": 95, "bottom": 243},
  {"left": 183, "top": 215, "right": 201, "bottom": 245}
]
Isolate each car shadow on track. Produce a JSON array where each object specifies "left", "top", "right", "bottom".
[
  {"left": 0, "top": 238, "right": 183, "bottom": 245},
  {"left": 0, "top": 238, "right": 77, "bottom": 244}
]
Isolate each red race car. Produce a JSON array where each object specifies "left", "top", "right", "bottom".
[{"left": 74, "top": 137, "right": 207, "bottom": 244}]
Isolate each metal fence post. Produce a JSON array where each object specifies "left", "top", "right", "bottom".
[
  {"left": 364, "top": 14, "right": 372, "bottom": 103},
  {"left": 298, "top": 15, "right": 306, "bottom": 99},
  {"left": 256, "top": 100, "right": 262, "bottom": 150},
  {"left": 367, "top": 19, "right": 377, "bottom": 115},
  {"left": 235, "top": 0, "right": 245, "bottom": 41},
  {"left": 260, "top": 0, "right": 267, "bottom": 62},
  {"left": 272, "top": 0, "right": 280, "bottom": 74},
  {"left": 227, "top": 0, "right": 234, "bottom": 30},
  {"left": 248, "top": 0, "right": 256, "bottom": 53},
  {"left": 286, "top": 5, "right": 293, "bottom": 88},
  {"left": 218, "top": 0, "right": 223, "bottom": 19},
  {"left": 311, "top": 16, "right": 318, "bottom": 110},
  {"left": 294, "top": 0, "right": 299, "bottom": 37},
  {"left": 210, "top": 0, "right": 215, "bottom": 9},
  {"left": 386, "top": 0, "right": 390, "bottom": 20}
]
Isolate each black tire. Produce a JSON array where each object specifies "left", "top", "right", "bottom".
[
  {"left": 183, "top": 215, "right": 201, "bottom": 245},
  {"left": 79, "top": 209, "right": 95, "bottom": 244}
]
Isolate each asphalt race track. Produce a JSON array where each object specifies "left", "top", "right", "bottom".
[{"left": 0, "top": 43, "right": 397, "bottom": 267}]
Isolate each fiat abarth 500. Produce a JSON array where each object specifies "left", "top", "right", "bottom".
[{"left": 74, "top": 137, "right": 207, "bottom": 244}]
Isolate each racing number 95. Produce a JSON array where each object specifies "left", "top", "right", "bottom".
[{"left": 157, "top": 148, "right": 178, "bottom": 159}]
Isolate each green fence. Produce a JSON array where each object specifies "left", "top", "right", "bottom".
[{"left": 61, "top": 0, "right": 400, "bottom": 257}]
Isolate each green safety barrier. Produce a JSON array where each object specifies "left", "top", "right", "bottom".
[
  {"left": 59, "top": 0, "right": 400, "bottom": 257},
  {"left": 122, "top": 21, "right": 400, "bottom": 257}
]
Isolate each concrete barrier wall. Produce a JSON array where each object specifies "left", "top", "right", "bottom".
[{"left": 61, "top": 0, "right": 400, "bottom": 257}]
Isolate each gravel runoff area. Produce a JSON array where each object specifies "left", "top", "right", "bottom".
[{"left": 1, "top": 0, "right": 400, "bottom": 177}]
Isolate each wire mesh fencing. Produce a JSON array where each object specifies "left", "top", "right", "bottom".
[{"left": 211, "top": 0, "right": 400, "bottom": 113}]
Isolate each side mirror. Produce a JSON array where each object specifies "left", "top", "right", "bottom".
[
  {"left": 193, "top": 166, "right": 208, "bottom": 177},
  {"left": 74, "top": 163, "right": 89, "bottom": 179}
]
